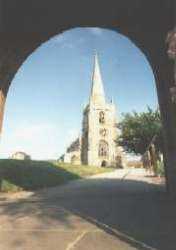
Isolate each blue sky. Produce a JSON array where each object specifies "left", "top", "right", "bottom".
[{"left": 0, "top": 28, "right": 158, "bottom": 159}]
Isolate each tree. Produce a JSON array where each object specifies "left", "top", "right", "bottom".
[{"left": 117, "top": 107, "right": 163, "bottom": 155}]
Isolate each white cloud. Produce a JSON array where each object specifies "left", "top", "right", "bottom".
[
  {"left": 88, "top": 27, "right": 103, "bottom": 36},
  {"left": 0, "top": 123, "right": 61, "bottom": 160},
  {"left": 52, "top": 34, "right": 85, "bottom": 50},
  {"left": 52, "top": 33, "right": 66, "bottom": 44},
  {"left": 61, "top": 43, "right": 74, "bottom": 49},
  {"left": 52, "top": 28, "right": 103, "bottom": 48},
  {"left": 13, "top": 123, "right": 55, "bottom": 140},
  {"left": 0, "top": 122, "right": 82, "bottom": 160}
]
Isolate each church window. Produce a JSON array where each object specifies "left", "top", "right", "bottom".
[
  {"left": 100, "top": 128, "right": 107, "bottom": 137},
  {"left": 99, "top": 140, "right": 109, "bottom": 157},
  {"left": 99, "top": 111, "right": 105, "bottom": 123}
]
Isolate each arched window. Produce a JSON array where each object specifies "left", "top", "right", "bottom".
[
  {"left": 99, "top": 140, "right": 109, "bottom": 157},
  {"left": 99, "top": 111, "right": 105, "bottom": 123}
]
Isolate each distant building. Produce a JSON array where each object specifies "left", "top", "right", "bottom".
[
  {"left": 62, "top": 53, "right": 126, "bottom": 167},
  {"left": 11, "top": 152, "right": 31, "bottom": 160}
]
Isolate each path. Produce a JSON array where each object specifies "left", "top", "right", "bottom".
[{"left": 0, "top": 168, "right": 175, "bottom": 250}]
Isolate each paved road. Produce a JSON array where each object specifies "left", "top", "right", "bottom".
[{"left": 0, "top": 168, "right": 175, "bottom": 250}]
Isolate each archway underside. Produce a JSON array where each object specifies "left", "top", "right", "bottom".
[{"left": 0, "top": 0, "right": 176, "bottom": 195}]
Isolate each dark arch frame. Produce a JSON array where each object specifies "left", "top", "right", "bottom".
[{"left": 0, "top": 0, "right": 176, "bottom": 195}]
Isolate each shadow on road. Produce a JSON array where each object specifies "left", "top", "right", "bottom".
[{"left": 0, "top": 177, "right": 175, "bottom": 250}]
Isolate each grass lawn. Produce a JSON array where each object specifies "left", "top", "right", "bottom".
[{"left": 0, "top": 159, "right": 114, "bottom": 192}]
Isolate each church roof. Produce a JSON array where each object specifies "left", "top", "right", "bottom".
[
  {"left": 89, "top": 52, "right": 105, "bottom": 106},
  {"left": 66, "top": 137, "right": 81, "bottom": 153}
]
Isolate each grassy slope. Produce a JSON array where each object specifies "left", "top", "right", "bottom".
[{"left": 0, "top": 159, "right": 114, "bottom": 192}]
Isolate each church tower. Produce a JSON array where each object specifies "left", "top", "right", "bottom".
[{"left": 81, "top": 53, "right": 118, "bottom": 167}]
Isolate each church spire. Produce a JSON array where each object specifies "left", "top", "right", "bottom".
[{"left": 90, "top": 52, "right": 105, "bottom": 106}]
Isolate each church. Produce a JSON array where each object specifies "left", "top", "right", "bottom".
[{"left": 62, "top": 53, "right": 125, "bottom": 167}]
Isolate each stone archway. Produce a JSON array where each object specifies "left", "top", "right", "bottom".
[{"left": 0, "top": 0, "right": 176, "bottom": 195}]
